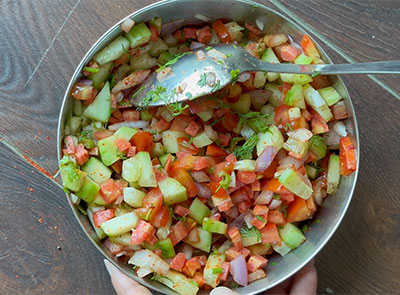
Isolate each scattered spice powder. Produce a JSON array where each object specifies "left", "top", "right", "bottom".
[
  {"left": 23, "top": 155, "right": 57, "bottom": 182},
  {"left": 27, "top": 187, "right": 35, "bottom": 192},
  {"left": 46, "top": 136, "right": 50, "bottom": 140},
  {"left": 38, "top": 217, "right": 43, "bottom": 224}
]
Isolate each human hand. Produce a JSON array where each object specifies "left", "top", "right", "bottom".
[{"left": 104, "top": 259, "right": 317, "bottom": 295}]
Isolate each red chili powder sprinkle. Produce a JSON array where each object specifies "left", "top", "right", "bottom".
[
  {"left": 23, "top": 155, "right": 58, "bottom": 182},
  {"left": 38, "top": 218, "right": 44, "bottom": 224},
  {"left": 27, "top": 187, "right": 35, "bottom": 192},
  {"left": 46, "top": 136, "right": 50, "bottom": 140}
]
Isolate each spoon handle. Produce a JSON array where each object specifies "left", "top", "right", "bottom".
[{"left": 250, "top": 60, "right": 400, "bottom": 75}]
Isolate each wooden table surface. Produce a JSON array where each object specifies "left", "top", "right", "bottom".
[{"left": 1, "top": 0, "right": 399, "bottom": 294}]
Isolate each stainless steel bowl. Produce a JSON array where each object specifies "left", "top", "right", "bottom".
[{"left": 57, "top": 0, "right": 359, "bottom": 294}]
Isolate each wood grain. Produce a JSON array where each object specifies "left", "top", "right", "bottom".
[{"left": 0, "top": 0, "right": 399, "bottom": 294}]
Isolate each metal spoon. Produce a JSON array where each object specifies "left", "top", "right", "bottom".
[{"left": 131, "top": 44, "right": 400, "bottom": 107}]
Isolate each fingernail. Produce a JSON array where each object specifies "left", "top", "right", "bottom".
[{"left": 104, "top": 259, "right": 115, "bottom": 277}]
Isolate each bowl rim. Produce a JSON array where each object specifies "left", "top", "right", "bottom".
[{"left": 57, "top": 0, "right": 360, "bottom": 294}]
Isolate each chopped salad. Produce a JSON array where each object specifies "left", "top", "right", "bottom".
[{"left": 60, "top": 16, "right": 357, "bottom": 295}]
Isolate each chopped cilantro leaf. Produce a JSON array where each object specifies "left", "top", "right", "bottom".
[
  {"left": 234, "top": 134, "right": 259, "bottom": 160},
  {"left": 139, "top": 86, "right": 170, "bottom": 109},
  {"left": 273, "top": 194, "right": 280, "bottom": 200},
  {"left": 256, "top": 215, "right": 266, "bottom": 222},
  {"left": 226, "top": 53, "right": 232, "bottom": 58},
  {"left": 185, "top": 92, "right": 193, "bottom": 99},
  {"left": 284, "top": 122, "right": 294, "bottom": 132},
  {"left": 170, "top": 102, "right": 189, "bottom": 116},
  {"left": 83, "top": 66, "right": 99, "bottom": 73},
  {"left": 216, "top": 171, "right": 231, "bottom": 192},
  {"left": 311, "top": 71, "right": 321, "bottom": 77},
  {"left": 131, "top": 86, "right": 144, "bottom": 98},
  {"left": 156, "top": 52, "right": 189, "bottom": 72},
  {"left": 211, "top": 80, "right": 221, "bottom": 92},
  {"left": 205, "top": 46, "right": 212, "bottom": 50},
  {"left": 109, "top": 75, "right": 116, "bottom": 89},
  {"left": 315, "top": 219, "right": 321, "bottom": 224},
  {"left": 240, "top": 225, "right": 262, "bottom": 242},
  {"left": 197, "top": 73, "right": 207, "bottom": 87},
  {"left": 212, "top": 268, "right": 223, "bottom": 274},
  {"left": 230, "top": 69, "right": 241, "bottom": 84},
  {"left": 239, "top": 112, "right": 271, "bottom": 133}
]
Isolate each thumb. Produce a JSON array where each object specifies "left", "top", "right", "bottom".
[
  {"left": 210, "top": 286, "right": 239, "bottom": 295},
  {"left": 104, "top": 259, "right": 152, "bottom": 295}
]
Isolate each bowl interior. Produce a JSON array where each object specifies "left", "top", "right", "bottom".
[{"left": 57, "top": 0, "right": 359, "bottom": 294}]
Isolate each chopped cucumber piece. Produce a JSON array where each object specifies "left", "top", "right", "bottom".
[
  {"left": 294, "top": 53, "right": 313, "bottom": 65},
  {"left": 256, "top": 125, "right": 284, "bottom": 156},
  {"left": 254, "top": 71, "right": 268, "bottom": 89},
  {"left": 285, "top": 83, "right": 305, "bottom": 109},
  {"left": 318, "top": 86, "right": 342, "bottom": 106},
  {"left": 305, "top": 164, "right": 319, "bottom": 179},
  {"left": 288, "top": 107, "right": 301, "bottom": 120},
  {"left": 156, "top": 238, "right": 176, "bottom": 258},
  {"left": 241, "top": 226, "right": 262, "bottom": 247},
  {"left": 94, "top": 36, "right": 130, "bottom": 65},
  {"left": 261, "top": 48, "right": 280, "bottom": 82},
  {"left": 136, "top": 152, "right": 157, "bottom": 187},
  {"left": 327, "top": 154, "right": 340, "bottom": 194},
  {"left": 159, "top": 153, "right": 174, "bottom": 166},
  {"left": 162, "top": 130, "right": 185, "bottom": 153},
  {"left": 114, "top": 63, "right": 131, "bottom": 82},
  {"left": 184, "top": 227, "right": 212, "bottom": 253},
  {"left": 110, "top": 232, "right": 132, "bottom": 246},
  {"left": 73, "top": 100, "right": 83, "bottom": 116},
  {"left": 192, "top": 131, "right": 213, "bottom": 148},
  {"left": 153, "top": 142, "right": 165, "bottom": 157},
  {"left": 149, "top": 38, "right": 168, "bottom": 57},
  {"left": 278, "top": 223, "right": 306, "bottom": 249},
  {"left": 248, "top": 243, "right": 271, "bottom": 256},
  {"left": 278, "top": 168, "right": 313, "bottom": 200},
  {"left": 202, "top": 217, "right": 227, "bottom": 234},
  {"left": 82, "top": 157, "right": 112, "bottom": 184},
  {"left": 149, "top": 17, "right": 162, "bottom": 30},
  {"left": 188, "top": 198, "right": 211, "bottom": 224},
  {"left": 76, "top": 177, "right": 99, "bottom": 203},
  {"left": 89, "top": 62, "right": 113, "bottom": 89},
  {"left": 294, "top": 74, "right": 313, "bottom": 85},
  {"left": 309, "top": 135, "right": 327, "bottom": 161},
  {"left": 83, "top": 82, "right": 111, "bottom": 123},
  {"left": 130, "top": 53, "right": 157, "bottom": 70},
  {"left": 203, "top": 252, "right": 225, "bottom": 288},
  {"left": 122, "top": 156, "right": 142, "bottom": 182},
  {"left": 272, "top": 240, "right": 292, "bottom": 256},
  {"left": 93, "top": 193, "right": 106, "bottom": 205},
  {"left": 303, "top": 84, "right": 333, "bottom": 122},
  {"left": 159, "top": 177, "right": 187, "bottom": 205},
  {"left": 157, "top": 51, "right": 174, "bottom": 65},
  {"left": 87, "top": 209, "right": 107, "bottom": 239},
  {"left": 123, "top": 187, "right": 146, "bottom": 208},
  {"left": 234, "top": 160, "right": 256, "bottom": 171},
  {"left": 280, "top": 73, "right": 295, "bottom": 83},
  {"left": 100, "top": 212, "right": 138, "bottom": 237},
  {"left": 197, "top": 110, "right": 214, "bottom": 122},
  {"left": 283, "top": 136, "right": 309, "bottom": 157},
  {"left": 231, "top": 93, "right": 251, "bottom": 114},
  {"left": 68, "top": 116, "right": 81, "bottom": 135},
  {"left": 125, "top": 23, "right": 152, "bottom": 48},
  {"left": 60, "top": 156, "right": 87, "bottom": 192},
  {"left": 264, "top": 83, "right": 282, "bottom": 106},
  {"left": 140, "top": 110, "right": 153, "bottom": 121},
  {"left": 155, "top": 270, "right": 199, "bottom": 295}
]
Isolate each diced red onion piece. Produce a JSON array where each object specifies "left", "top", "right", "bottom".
[
  {"left": 160, "top": 19, "right": 186, "bottom": 37},
  {"left": 333, "top": 121, "right": 347, "bottom": 137},
  {"left": 244, "top": 214, "right": 253, "bottom": 228},
  {"left": 254, "top": 190, "right": 274, "bottom": 205},
  {"left": 108, "top": 121, "right": 150, "bottom": 130},
  {"left": 230, "top": 255, "right": 248, "bottom": 286},
  {"left": 78, "top": 79, "right": 93, "bottom": 86},
  {"left": 190, "top": 41, "right": 205, "bottom": 50},
  {"left": 204, "top": 125, "right": 218, "bottom": 141},
  {"left": 195, "top": 182, "right": 212, "bottom": 198},
  {"left": 180, "top": 244, "right": 194, "bottom": 260},
  {"left": 287, "top": 128, "right": 313, "bottom": 142},
  {"left": 255, "top": 146, "right": 278, "bottom": 173},
  {"left": 230, "top": 210, "right": 251, "bottom": 228},
  {"left": 279, "top": 156, "right": 305, "bottom": 169},
  {"left": 248, "top": 90, "right": 271, "bottom": 109},
  {"left": 288, "top": 35, "right": 303, "bottom": 52},
  {"left": 269, "top": 199, "right": 282, "bottom": 209},
  {"left": 136, "top": 266, "right": 153, "bottom": 278},
  {"left": 324, "top": 128, "right": 340, "bottom": 149},
  {"left": 121, "top": 18, "right": 135, "bottom": 33},
  {"left": 255, "top": 18, "right": 264, "bottom": 31},
  {"left": 229, "top": 171, "right": 236, "bottom": 188},
  {"left": 115, "top": 195, "right": 124, "bottom": 205},
  {"left": 194, "top": 14, "right": 211, "bottom": 22},
  {"left": 192, "top": 171, "right": 210, "bottom": 183},
  {"left": 237, "top": 72, "right": 251, "bottom": 82}
]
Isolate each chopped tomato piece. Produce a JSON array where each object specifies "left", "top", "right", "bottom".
[
  {"left": 220, "top": 262, "right": 230, "bottom": 281},
  {"left": 110, "top": 160, "right": 123, "bottom": 174},
  {"left": 301, "top": 35, "right": 320, "bottom": 59},
  {"left": 280, "top": 44, "right": 300, "bottom": 62},
  {"left": 238, "top": 200, "right": 252, "bottom": 213},
  {"left": 209, "top": 181, "right": 230, "bottom": 199},
  {"left": 104, "top": 238, "right": 124, "bottom": 255},
  {"left": 170, "top": 115, "right": 193, "bottom": 132},
  {"left": 164, "top": 154, "right": 173, "bottom": 173},
  {"left": 196, "top": 26, "right": 212, "bottom": 44},
  {"left": 210, "top": 212, "right": 221, "bottom": 221},
  {"left": 339, "top": 136, "right": 357, "bottom": 176},
  {"left": 100, "top": 179, "right": 123, "bottom": 204},
  {"left": 75, "top": 143, "right": 89, "bottom": 165},
  {"left": 267, "top": 210, "right": 286, "bottom": 225},
  {"left": 130, "top": 220, "right": 156, "bottom": 245},
  {"left": 245, "top": 22, "right": 262, "bottom": 35},
  {"left": 280, "top": 193, "right": 295, "bottom": 203},
  {"left": 237, "top": 171, "right": 256, "bottom": 184},
  {"left": 260, "top": 223, "right": 281, "bottom": 245},
  {"left": 168, "top": 221, "right": 189, "bottom": 246},
  {"left": 251, "top": 180, "right": 261, "bottom": 191},
  {"left": 222, "top": 110, "right": 239, "bottom": 131},
  {"left": 177, "top": 138, "right": 199, "bottom": 155},
  {"left": 155, "top": 118, "right": 171, "bottom": 131},
  {"left": 114, "top": 138, "right": 131, "bottom": 153},
  {"left": 170, "top": 253, "right": 186, "bottom": 272},
  {"left": 310, "top": 75, "right": 330, "bottom": 90},
  {"left": 206, "top": 144, "right": 228, "bottom": 157},
  {"left": 274, "top": 104, "right": 291, "bottom": 126},
  {"left": 218, "top": 200, "right": 234, "bottom": 212},
  {"left": 94, "top": 130, "right": 115, "bottom": 140},
  {"left": 175, "top": 151, "right": 196, "bottom": 170},
  {"left": 184, "top": 28, "right": 198, "bottom": 39},
  {"left": 127, "top": 146, "right": 136, "bottom": 158},
  {"left": 225, "top": 153, "right": 237, "bottom": 164},
  {"left": 183, "top": 257, "right": 202, "bottom": 277},
  {"left": 193, "top": 272, "right": 206, "bottom": 287},
  {"left": 265, "top": 178, "right": 291, "bottom": 194},
  {"left": 142, "top": 188, "right": 163, "bottom": 219},
  {"left": 174, "top": 205, "right": 191, "bottom": 217},
  {"left": 210, "top": 161, "right": 235, "bottom": 182},
  {"left": 185, "top": 120, "right": 201, "bottom": 137},
  {"left": 286, "top": 197, "right": 312, "bottom": 223},
  {"left": 149, "top": 24, "right": 159, "bottom": 42},
  {"left": 247, "top": 255, "right": 268, "bottom": 272},
  {"left": 131, "top": 131, "right": 154, "bottom": 154},
  {"left": 227, "top": 226, "right": 243, "bottom": 250},
  {"left": 150, "top": 205, "right": 170, "bottom": 228},
  {"left": 122, "top": 109, "right": 140, "bottom": 122},
  {"left": 173, "top": 29, "right": 185, "bottom": 43},
  {"left": 311, "top": 115, "right": 329, "bottom": 134},
  {"left": 169, "top": 166, "right": 198, "bottom": 197},
  {"left": 64, "top": 135, "right": 76, "bottom": 154},
  {"left": 212, "top": 19, "right": 232, "bottom": 43},
  {"left": 93, "top": 208, "right": 115, "bottom": 228},
  {"left": 253, "top": 205, "right": 269, "bottom": 216},
  {"left": 218, "top": 133, "right": 231, "bottom": 147},
  {"left": 251, "top": 215, "right": 267, "bottom": 230},
  {"left": 193, "top": 156, "right": 211, "bottom": 171}
]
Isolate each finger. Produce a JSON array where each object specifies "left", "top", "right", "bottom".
[
  {"left": 210, "top": 286, "right": 239, "bottom": 295},
  {"left": 267, "top": 276, "right": 293, "bottom": 295},
  {"left": 290, "top": 260, "right": 318, "bottom": 295},
  {"left": 104, "top": 259, "right": 152, "bottom": 295}
]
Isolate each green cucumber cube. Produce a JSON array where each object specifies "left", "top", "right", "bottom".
[
  {"left": 192, "top": 131, "right": 213, "bottom": 148},
  {"left": 156, "top": 238, "right": 176, "bottom": 258},
  {"left": 159, "top": 153, "right": 174, "bottom": 166},
  {"left": 162, "top": 130, "right": 185, "bottom": 153},
  {"left": 153, "top": 142, "right": 165, "bottom": 157},
  {"left": 89, "top": 62, "right": 113, "bottom": 89},
  {"left": 122, "top": 156, "right": 142, "bottom": 182},
  {"left": 303, "top": 84, "right": 333, "bottom": 122},
  {"left": 155, "top": 270, "right": 199, "bottom": 295},
  {"left": 60, "top": 156, "right": 87, "bottom": 192},
  {"left": 283, "top": 136, "right": 309, "bottom": 157},
  {"left": 158, "top": 177, "right": 187, "bottom": 205},
  {"left": 294, "top": 53, "right": 313, "bottom": 65},
  {"left": 87, "top": 209, "right": 107, "bottom": 239},
  {"left": 231, "top": 93, "right": 251, "bottom": 114},
  {"left": 76, "top": 177, "right": 100, "bottom": 203},
  {"left": 93, "top": 36, "right": 130, "bottom": 65},
  {"left": 202, "top": 217, "right": 227, "bottom": 234},
  {"left": 278, "top": 168, "right": 313, "bottom": 200},
  {"left": 123, "top": 187, "right": 146, "bottom": 208},
  {"left": 100, "top": 212, "right": 138, "bottom": 237},
  {"left": 203, "top": 252, "right": 226, "bottom": 288},
  {"left": 272, "top": 240, "right": 292, "bottom": 256},
  {"left": 234, "top": 160, "right": 256, "bottom": 171},
  {"left": 82, "top": 157, "right": 112, "bottom": 184},
  {"left": 197, "top": 110, "right": 213, "bottom": 122},
  {"left": 110, "top": 232, "right": 132, "bottom": 246},
  {"left": 294, "top": 74, "right": 313, "bottom": 85},
  {"left": 285, "top": 83, "right": 306, "bottom": 109},
  {"left": 280, "top": 73, "right": 295, "bottom": 83},
  {"left": 305, "top": 164, "right": 319, "bottom": 179},
  {"left": 149, "top": 38, "right": 168, "bottom": 57},
  {"left": 83, "top": 82, "right": 111, "bottom": 123},
  {"left": 318, "top": 86, "right": 342, "bottom": 106},
  {"left": 136, "top": 152, "right": 157, "bottom": 187},
  {"left": 327, "top": 154, "right": 340, "bottom": 194},
  {"left": 261, "top": 48, "right": 280, "bottom": 82},
  {"left": 256, "top": 125, "right": 284, "bottom": 156},
  {"left": 309, "top": 135, "right": 327, "bottom": 161},
  {"left": 184, "top": 227, "right": 212, "bottom": 253},
  {"left": 93, "top": 193, "right": 106, "bottom": 205},
  {"left": 278, "top": 223, "right": 306, "bottom": 249},
  {"left": 125, "top": 23, "right": 152, "bottom": 48},
  {"left": 188, "top": 198, "right": 211, "bottom": 224}
]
